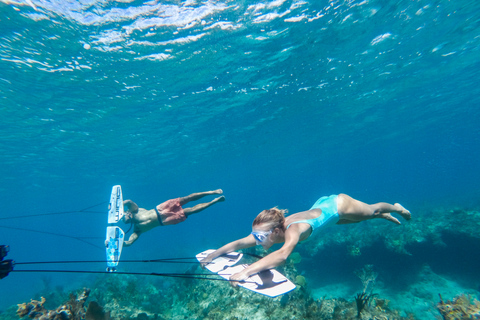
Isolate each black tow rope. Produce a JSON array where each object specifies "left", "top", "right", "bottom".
[
  {"left": 0, "top": 201, "right": 108, "bottom": 250},
  {"left": 14, "top": 257, "right": 199, "bottom": 265},
  {"left": 13, "top": 252, "right": 263, "bottom": 267},
  {"left": 10, "top": 269, "right": 241, "bottom": 282},
  {"left": 0, "top": 201, "right": 108, "bottom": 221},
  {"left": 0, "top": 245, "right": 261, "bottom": 284},
  {"left": 0, "top": 226, "right": 103, "bottom": 250}
]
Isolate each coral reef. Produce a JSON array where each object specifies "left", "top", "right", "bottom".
[
  {"left": 89, "top": 272, "right": 166, "bottom": 319},
  {"left": 16, "top": 297, "right": 47, "bottom": 319},
  {"left": 82, "top": 254, "right": 413, "bottom": 320},
  {"left": 303, "top": 207, "right": 480, "bottom": 257},
  {"left": 348, "top": 245, "right": 361, "bottom": 257},
  {"left": 437, "top": 294, "right": 480, "bottom": 319},
  {"left": 7, "top": 253, "right": 414, "bottom": 320},
  {"left": 353, "top": 265, "right": 381, "bottom": 317},
  {"left": 162, "top": 259, "right": 413, "bottom": 320},
  {"left": 355, "top": 292, "right": 377, "bottom": 318},
  {"left": 355, "top": 264, "right": 378, "bottom": 293},
  {"left": 16, "top": 288, "right": 109, "bottom": 320}
]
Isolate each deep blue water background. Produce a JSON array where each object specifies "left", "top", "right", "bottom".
[{"left": 1, "top": 0, "right": 480, "bottom": 313}]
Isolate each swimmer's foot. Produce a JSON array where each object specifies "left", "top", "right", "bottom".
[
  {"left": 394, "top": 203, "right": 411, "bottom": 220},
  {"left": 213, "top": 189, "right": 223, "bottom": 194},
  {"left": 376, "top": 212, "right": 401, "bottom": 225},
  {"left": 214, "top": 195, "right": 226, "bottom": 202}
]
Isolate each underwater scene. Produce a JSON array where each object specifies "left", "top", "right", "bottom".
[{"left": 1, "top": 0, "right": 480, "bottom": 319}]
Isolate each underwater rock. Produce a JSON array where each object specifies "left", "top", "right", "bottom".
[
  {"left": 85, "top": 301, "right": 110, "bottom": 320},
  {"left": 437, "top": 293, "right": 480, "bottom": 319},
  {"left": 373, "top": 297, "right": 390, "bottom": 312},
  {"left": 136, "top": 312, "right": 148, "bottom": 320}
]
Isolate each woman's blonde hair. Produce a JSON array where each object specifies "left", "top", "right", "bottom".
[{"left": 252, "top": 207, "right": 288, "bottom": 231}]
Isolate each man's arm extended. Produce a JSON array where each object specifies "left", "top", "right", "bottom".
[{"left": 123, "top": 232, "right": 140, "bottom": 247}]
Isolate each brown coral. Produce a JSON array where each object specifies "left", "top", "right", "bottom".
[
  {"left": 15, "top": 288, "right": 103, "bottom": 320},
  {"left": 17, "top": 297, "right": 47, "bottom": 318},
  {"left": 437, "top": 293, "right": 480, "bottom": 320}
]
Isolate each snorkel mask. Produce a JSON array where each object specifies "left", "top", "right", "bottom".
[{"left": 251, "top": 230, "right": 272, "bottom": 245}]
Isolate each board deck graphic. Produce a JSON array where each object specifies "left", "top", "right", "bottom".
[
  {"left": 108, "top": 185, "right": 124, "bottom": 224},
  {"left": 196, "top": 249, "right": 295, "bottom": 297},
  {"left": 106, "top": 226, "right": 124, "bottom": 272},
  {"left": 218, "top": 264, "right": 296, "bottom": 297},
  {"left": 196, "top": 249, "right": 243, "bottom": 273}
]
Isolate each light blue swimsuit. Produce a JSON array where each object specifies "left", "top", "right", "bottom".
[{"left": 286, "top": 194, "right": 340, "bottom": 240}]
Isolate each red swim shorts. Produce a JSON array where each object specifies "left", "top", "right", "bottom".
[{"left": 156, "top": 198, "right": 186, "bottom": 226}]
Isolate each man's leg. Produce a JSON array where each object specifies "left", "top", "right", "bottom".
[
  {"left": 183, "top": 196, "right": 225, "bottom": 216},
  {"left": 178, "top": 189, "right": 223, "bottom": 206}
]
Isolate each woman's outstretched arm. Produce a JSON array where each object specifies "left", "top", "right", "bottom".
[{"left": 200, "top": 235, "right": 256, "bottom": 267}]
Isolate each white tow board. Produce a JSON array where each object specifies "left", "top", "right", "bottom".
[
  {"left": 196, "top": 249, "right": 296, "bottom": 297},
  {"left": 106, "top": 185, "right": 125, "bottom": 272}
]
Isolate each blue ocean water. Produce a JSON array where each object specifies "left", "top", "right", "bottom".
[{"left": 1, "top": 0, "right": 479, "bottom": 316}]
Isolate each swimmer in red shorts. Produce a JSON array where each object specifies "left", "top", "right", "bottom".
[{"left": 122, "top": 189, "right": 225, "bottom": 246}]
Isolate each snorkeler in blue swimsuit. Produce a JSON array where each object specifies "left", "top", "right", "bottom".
[
  {"left": 201, "top": 193, "right": 411, "bottom": 286},
  {"left": 286, "top": 194, "right": 340, "bottom": 238}
]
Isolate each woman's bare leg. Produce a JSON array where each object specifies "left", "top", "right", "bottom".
[
  {"left": 183, "top": 196, "right": 225, "bottom": 216},
  {"left": 337, "top": 193, "right": 411, "bottom": 225},
  {"left": 178, "top": 189, "right": 223, "bottom": 206}
]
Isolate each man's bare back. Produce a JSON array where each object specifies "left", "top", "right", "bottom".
[{"left": 122, "top": 189, "right": 225, "bottom": 246}]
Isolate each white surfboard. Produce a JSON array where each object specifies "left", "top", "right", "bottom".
[
  {"left": 108, "top": 185, "right": 124, "bottom": 224},
  {"left": 196, "top": 249, "right": 243, "bottom": 273},
  {"left": 218, "top": 264, "right": 296, "bottom": 298},
  {"left": 105, "top": 226, "right": 124, "bottom": 272}
]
